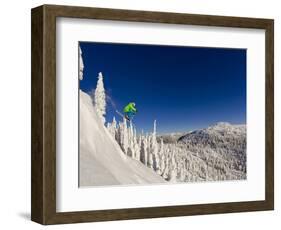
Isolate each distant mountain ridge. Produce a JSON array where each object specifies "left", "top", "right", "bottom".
[
  {"left": 147, "top": 122, "right": 246, "bottom": 182},
  {"left": 177, "top": 122, "right": 246, "bottom": 174},
  {"left": 157, "top": 132, "right": 186, "bottom": 144},
  {"left": 178, "top": 122, "right": 246, "bottom": 154}
]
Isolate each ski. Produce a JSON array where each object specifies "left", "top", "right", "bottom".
[
  {"left": 115, "top": 110, "right": 136, "bottom": 128},
  {"left": 115, "top": 110, "right": 130, "bottom": 121}
]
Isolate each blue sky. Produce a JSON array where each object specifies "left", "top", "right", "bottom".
[{"left": 79, "top": 42, "right": 246, "bottom": 134}]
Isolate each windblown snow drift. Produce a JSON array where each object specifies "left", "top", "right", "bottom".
[{"left": 79, "top": 90, "right": 165, "bottom": 187}]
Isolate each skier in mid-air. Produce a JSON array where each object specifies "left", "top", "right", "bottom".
[{"left": 123, "top": 102, "right": 137, "bottom": 121}]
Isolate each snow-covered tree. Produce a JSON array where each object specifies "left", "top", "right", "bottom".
[
  {"left": 107, "top": 116, "right": 117, "bottom": 138},
  {"left": 140, "top": 136, "right": 148, "bottom": 166},
  {"left": 148, "top": 153, "right": 154, "bottom": 169},
  {"left": 94, "top": 72, "right": 106, "bottom": 124},
  {"left": 151, "top": 120, "right": 161, "bottom": 173},
  {"left": 79, "top": 46, "right": 84, "bottom": 80},
  {"left": 120, "top": 118, "right": 129, "bottom": 154},
  {"left": 133, "top": 127, "right": 140, "bottom": 160}
]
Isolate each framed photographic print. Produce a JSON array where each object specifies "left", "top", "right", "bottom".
[{"left": 31, "top": 4, "right": 274, "bottom": 225}]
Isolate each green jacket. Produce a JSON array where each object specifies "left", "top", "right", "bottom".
[{"left": 123, "top": 103, "right": 137, "bottom": 113}]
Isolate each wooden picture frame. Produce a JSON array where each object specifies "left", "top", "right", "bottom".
[{"left": 31, "top": 4, "right": 274, "bottom": 225}]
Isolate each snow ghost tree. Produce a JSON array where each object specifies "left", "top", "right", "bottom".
[
  {"left": 107, "top": 116, "right": 117, "bottom": 138},
  {"left": 79, "top": 46, "right": 84, "bottom": 81},
  {"left": 140, "top": 136, "right": 148, "bottom": 166},
  {"left": 94, "top": 72, "right": 106, "bottom": 124},
  {"left": 151, "top": 120, "right": 161, "bottom": 174},
  {"left": 120, "top": 118, "right": 129, "bottom": 154}
]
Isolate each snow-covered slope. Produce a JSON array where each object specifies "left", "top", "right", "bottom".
[{"left": 79, "top": 90, "right": 165, "bottom": 186}]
